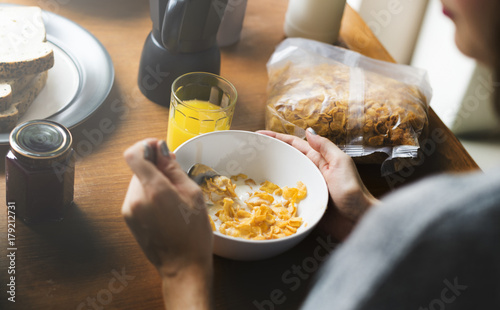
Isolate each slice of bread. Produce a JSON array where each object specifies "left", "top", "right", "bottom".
[
  {"left": 0, "top": 71, "right": 48, "bottom": 132},
  {"left": 0, "top": 74, "right": 36, "bottom": 111},
  {"left": 0, "top": 7, "right": 54, "bottom": 78}
]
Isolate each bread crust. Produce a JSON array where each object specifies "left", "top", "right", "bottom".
[{"left": 0, "top": 47, "right": 54, "bottom": 78}]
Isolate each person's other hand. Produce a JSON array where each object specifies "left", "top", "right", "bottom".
[
  {"left": 258, "top": 129, "right": 378, "bottom": 241},
  {"left": 122, "top": 138, "right": 213, "bottom": 309}
]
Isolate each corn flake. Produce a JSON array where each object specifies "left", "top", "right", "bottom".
[{"left": 201, "top": 175, "right": 307, "bottom": 240}]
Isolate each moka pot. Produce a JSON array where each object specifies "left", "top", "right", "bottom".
[{"left": 138, "top": 0, "right": 228, "bottom": 106}]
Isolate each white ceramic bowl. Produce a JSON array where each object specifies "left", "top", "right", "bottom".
[{"left": 174, "top": 130, "right": 328, "bottom": 260}]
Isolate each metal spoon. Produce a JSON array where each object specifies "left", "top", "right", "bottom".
[
  {"left": 187, "top": 163, "right": 221, "bottom": 186},
  {"left": 187, "top": 163, "right": 246, "bottom": 207}
]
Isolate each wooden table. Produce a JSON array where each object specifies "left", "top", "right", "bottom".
[{"left": 0, "top": 1, "right": 479, "bottom": 309}]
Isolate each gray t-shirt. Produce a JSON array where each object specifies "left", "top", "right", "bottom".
[{"left": 302, "top": 167, "right": 500, "bottom": 309}]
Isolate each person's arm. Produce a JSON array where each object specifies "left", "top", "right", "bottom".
[
  {"left": 160, "top": 264, "right": 212, "bottom": 310},
  {"left": 258, "top": 128, "right": 379, "bottom": 241},
  {"left": 122, "top": 139, "right": 213, "bottom": 309}
]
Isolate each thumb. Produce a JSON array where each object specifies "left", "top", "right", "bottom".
[
  {"left": 155, "top": 140, "right": 196, "bottom": 188},
  {"left": 305, "top": 128, "right": 346, "bottom": 166}
]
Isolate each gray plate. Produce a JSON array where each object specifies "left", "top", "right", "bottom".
[{"left": 0, "top": 5, "right": 115, "bottom": 144}]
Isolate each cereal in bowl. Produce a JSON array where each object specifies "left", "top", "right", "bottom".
[{"left": 201, "top": 173, "right": 307, "bottom": 240}]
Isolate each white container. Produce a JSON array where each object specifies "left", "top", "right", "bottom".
[{"left": 284, "top": 0, "right": 346, "bottom": 44}]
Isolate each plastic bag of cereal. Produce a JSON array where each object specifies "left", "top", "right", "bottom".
[{"left": 265, "top": 38, "right": 432, "bottom": 175}]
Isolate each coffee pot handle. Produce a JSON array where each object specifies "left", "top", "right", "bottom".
[{"left": 161, "top": 0, "right": 187, "bottom": 52}]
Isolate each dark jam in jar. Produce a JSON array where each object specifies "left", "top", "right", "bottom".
[{"left": 5, "top": 120, "right": 75, "bottom": 223}]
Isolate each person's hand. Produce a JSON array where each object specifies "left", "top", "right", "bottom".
[
  {"left": 122, "top": 138, "right": 213, "bottom": 309},
  {"left": 258, "top": 129, "right": 379, "bottom": 241}
]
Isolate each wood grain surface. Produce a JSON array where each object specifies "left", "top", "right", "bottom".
[{"left": 0, "top": 1, "right": 479, "bottom": 309}]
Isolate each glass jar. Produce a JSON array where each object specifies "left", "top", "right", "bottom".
[{"left": 5, "top": 120, "right": 75, "bottom": 223}]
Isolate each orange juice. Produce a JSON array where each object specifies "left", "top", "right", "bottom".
[{"left": 167, "top": 99, "right": 231, "bottom": 150}]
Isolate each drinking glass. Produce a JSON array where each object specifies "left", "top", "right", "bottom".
[{"left": 167, "top": 72, "right": 238, "bottom": 151}]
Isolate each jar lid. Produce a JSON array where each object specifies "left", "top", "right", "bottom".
[{"left": 9, "top": 120, "right": 73, "bottom": 160}]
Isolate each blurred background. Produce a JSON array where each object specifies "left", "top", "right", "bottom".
[{"left": 347, "top": 0, "right": 500, "bottom": 171}]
